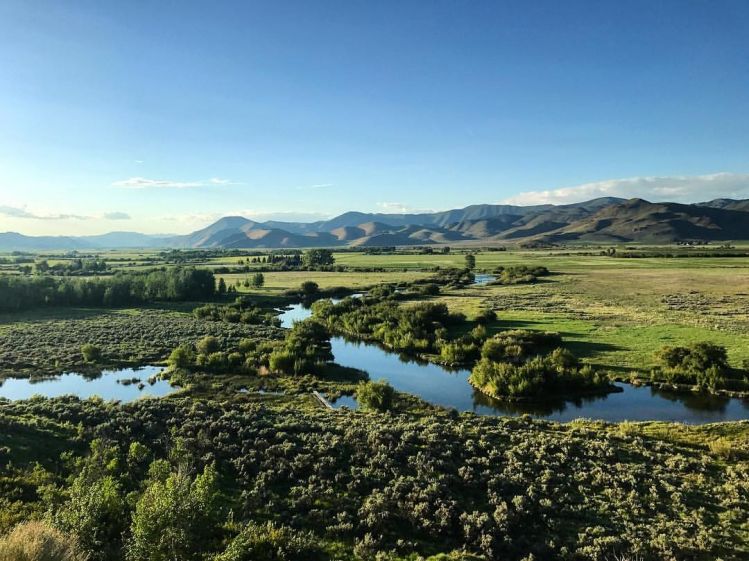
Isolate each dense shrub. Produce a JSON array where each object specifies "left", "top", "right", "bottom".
[
  {"left": 470, "top": 353, "right": 607, "bottom": 398},
  {"left": 653, "top": 342, "right": 748, "bottom": 390},
  {"left": 313, "top": 297, "right": 464, "bottom": 355},
  {"left": 356, "top": 379, "right": 395, "bottom": 412},
  {"left": 0, "top": 397, "right": 745, "bottom": 560},
  {"left": 214, "top": 522, "right": 323, "bottom": 561},
  {"left": 268, "top": 320, "right": 333, "bottom": 375},
  {"left": 80, "top": 343, "right": 102, "bottom": 363},
  {"left": 490, "top": 265, "right": 549, "bottom": 285}
]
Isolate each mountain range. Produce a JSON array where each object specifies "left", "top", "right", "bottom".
[{"left": 3, "top": 197, "right": 749, "bottom": 250}]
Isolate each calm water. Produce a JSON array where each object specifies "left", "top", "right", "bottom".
[
  {"left": 280, "top": 303, "right": 749, "bottom": 423},
  {"left": 473, "top": 273, "right": 496, "bottom": 285},
  {"left": 0, "top": 366, "right": 176, "bottom": 402}
]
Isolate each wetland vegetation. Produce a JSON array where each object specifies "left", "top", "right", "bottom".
[{"left": 1, "top": 245, "right": 748, "bottom": 560}]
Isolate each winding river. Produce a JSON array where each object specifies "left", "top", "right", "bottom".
[{"left": 280, "top": 300, "right": 749, "bottom": 424}]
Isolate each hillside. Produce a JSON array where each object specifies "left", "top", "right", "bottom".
[
  {"left": 3, "top": 196, "right": 749, "bottom": 250},
  {"left": 534, "top": 199, "right": 749, "bottom": 243}
]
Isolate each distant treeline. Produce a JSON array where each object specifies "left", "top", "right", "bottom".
[{"left": 0, "top": 267, "right": 215, "bottom": 312}]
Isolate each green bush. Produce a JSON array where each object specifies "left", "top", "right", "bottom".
[
  {"left": 214, "top": 522, "right": 322, "bottom": 561},
  {"left": 356, "top": 379, "right": 395, "bottom": 412},
  {"left": 80, "top": 343, "right": 101, "bottom": 363}
]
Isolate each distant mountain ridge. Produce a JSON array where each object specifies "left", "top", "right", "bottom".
[{"left": 2, "top": 196, "right": 749, "bottom": 250}]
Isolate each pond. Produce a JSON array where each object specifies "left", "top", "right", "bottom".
[
  {"left": 280, "top": 303, "right": 749, "bottom": 423},
  {"left": 0, "top": 365, "right": 176, "bottom": 403},
  {"left": 472, "top": 273, "right": 496, "bottom": 285}
]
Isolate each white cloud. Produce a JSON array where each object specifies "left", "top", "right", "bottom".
[
  {"left": 113, "top": 177, "right": 236, "bottom": 189},
  {"left": 502, "top": 172, "right": 749, "bottom": 205},
  {"left": 0, "top": 205, "right": 132, "bottom": 221},
  {"left": 376, "top": 202, "right": 435, "bottom": 214},
  {"left": 0, "top": 205, "right": 92, "bottom": 220},
  {"left": 103, "top": 211, "right": 131, "bottom": 220}
]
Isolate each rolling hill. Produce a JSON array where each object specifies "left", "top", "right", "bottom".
[{"left": 2, "top": 196, "right": 748, "bottom": 250}]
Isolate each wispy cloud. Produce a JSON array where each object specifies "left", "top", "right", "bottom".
[
  {"left": 376, "top": 202, "right": 435, "bottom": 214},
  {"left": 0, "top": 205, "right": 92, "bottom": 221},
  {"left": 112, "top": 177, "right": 237, "bottom": 189},
  {"left": 103, "top": 211, "right": 131, "bottom": 220},
  {"left": 502, "top": 172, "right": 749, "bottom": 205},
  {"left": 0, "top": 205, "right": 131, "bottom": 221}
]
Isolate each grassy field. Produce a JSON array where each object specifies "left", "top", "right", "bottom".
[
  {"left": 428, "top": 254, "right": 749, "bottom": 373},
  {"left": 219, "top": 270, "right": 430, "bottom": 293},
  {"left": 3, "top": 247, "right": 749, "bottom": 376}
]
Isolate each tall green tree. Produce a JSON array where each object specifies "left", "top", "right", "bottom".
[
  {"left": 127, "top": 463, "right": 221, "bottom": 561},
  {"left": 302, "top": 249, "right": 335, "bottom": 268},
  {"left": 251, "top": 272, "right": 265, "bottom": 288}
]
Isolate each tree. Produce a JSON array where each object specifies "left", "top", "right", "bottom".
[
  {"left": 300, "top": 281, "right": 319, "bottom": 296},
  {"left": 251, "top": 272, "right": 265, "bottom": 288},
  {"left": 302, "top": 249, "right": 335, "bottom": 268},
  {"left": 465, "top": 254, "right": 476, "bottom": 270},
  {"left": 126, "top": 463, "right": 221, "bottom": 561},
  {"left": 356, "top": 379, "right": 395, "bottom": 412},
  {"left": 81, "top": 343, "right": 101, "bottom": 363},
  {"left": 218, "top": 277, "right": 227, "bottom": 295},
  {"left": 168, "top": 344, "right": 195, "bottom": 369},
  {"left": 270, "top": 319, "right": 333, "bottom": 374},
  {"left": 52, "top": 440, "right": 128, "bottom": 561}
]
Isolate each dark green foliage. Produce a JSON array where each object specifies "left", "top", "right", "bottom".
[
  {"left": 268, "top": 320, "right": 333, "bottom": 375},
  {"left": 0, "top": 397, "right": 746, "bottom": 560},
  {"left": 251, "top": 272, "right": 265, "bottom": 288},
  {"left": 470, "top": 353, "right": 607, "bottom": 398},
  {"left": 490, "top": 265, "right": 550, "bottom": 285},
  {"left": 80, "top": 344, "right": 101, "bottom": 364},
  {"left": 193, "top": 299, "right": 280, "bottom": 327},
  {"left": 168, "top": 344, "right": 195, "bottom": 369},
  {"left": 653, "top": 342, "right": 748, "bottom": 390},
  {"left": 465, "top": 254, "right": 476, "bottom": 270},
  {"left": 0, "top": 309, "right": 279, "bottom": 378},
  {"left": 426, "top": 268, "right": 475, "bottom": 287},
  {"left": 313, "top": 297, "right": 464, "bottom": 354},
  {"left": 126, "top": 462, "right": 221, "bottom": 561},
  {"left": 474, "top": 309, "right": 497, "bottom": 324},
  {"left": 302, "top": 249, "right": 335, "bottom": 268},
  {"left": 469, "top": 331, "right": 609, "bottom": 398},
  {"left": 480, "top": 330, "right": 561, "bottom": 363},
  {"left": 356, "top": 379, "right": 395, "bottom": 412},
  {"left": 0, "top": 267, "right": 216, "bottom": 312},
  {"left": 214, "top": 522, "right": 323, "bottom": 561},
  {"left": 51, "top": 440, "right": 128, "bottom": 561},
  {"left": 196, "top": 336, "right": 220, "bottom": 355},
  {"left": 300, "top": 281, "right": 319, "bottom": 296}
]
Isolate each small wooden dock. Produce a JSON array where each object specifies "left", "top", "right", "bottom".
[{"left": 312, "top": 390, "right": 335, "bottom": 410}]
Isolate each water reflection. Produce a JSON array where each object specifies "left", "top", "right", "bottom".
[
  {"left": 0, "top": 366, "right": 175, "bottom": 402},
  {"left": 279, "top": 303, "right": 749, "bottom": 423}
]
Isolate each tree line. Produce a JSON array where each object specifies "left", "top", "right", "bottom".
[{"left": 0, "top": 267, "right": 216, "bottom": 312}]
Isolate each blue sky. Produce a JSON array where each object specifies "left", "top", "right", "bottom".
[{"left": 1, "top": 0, "right": 748, "bottom": 235}]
